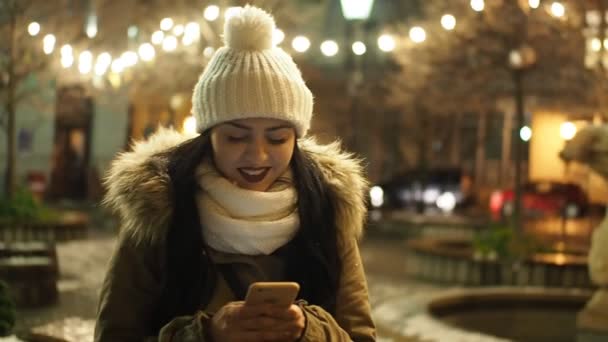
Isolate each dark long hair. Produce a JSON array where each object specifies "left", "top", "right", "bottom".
[{"left": 154, "top": 132, "right": 341, "bottom": 329}]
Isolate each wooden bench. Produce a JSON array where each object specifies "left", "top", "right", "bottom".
[{"left": 0, "top": 242, "right": 58, "bottom": 307}]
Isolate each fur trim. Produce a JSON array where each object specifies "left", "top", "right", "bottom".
[
  {"left": 298, "top": 137, "right": 369, "bottom": 242},
  {"left": 103, "top": 129, "right": 368, "bottom": 246}
]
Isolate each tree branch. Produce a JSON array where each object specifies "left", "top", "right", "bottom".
[{"left": 0, "top": 105, "right": 7, "bottom": 132}]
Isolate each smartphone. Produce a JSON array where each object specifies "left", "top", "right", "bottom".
[{"left": 244, "top": 282, "right": 300, "bottom": 307}]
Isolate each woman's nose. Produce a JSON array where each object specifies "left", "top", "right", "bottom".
[{"left": 244, "top": 139, "right": 269, "bottom": 163}]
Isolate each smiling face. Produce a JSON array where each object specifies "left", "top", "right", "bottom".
[{"left": 210, "top": 118, "right": 297, "bottom": 191}]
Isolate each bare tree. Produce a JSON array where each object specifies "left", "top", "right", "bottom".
[
  {"left": 0, "top": 0, "right": 64, "bottom": 198},
  {"left": 382, "top": 0, "right": 596, "bottom": 222},
  {"left": 0, "top": 0, "right": 328, "bottom": 198},
  {"left": 101, "top": 0, "right": 329, "bottom": 131}
]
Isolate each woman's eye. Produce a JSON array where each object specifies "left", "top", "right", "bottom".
[
  {"left": 268, "top": 137, "right": 287, "bottom": 145},
  {"left": 227, "top": 136, "right": 247, "bottom": 142}
]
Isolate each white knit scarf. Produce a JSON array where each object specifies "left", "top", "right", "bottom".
[{"left": 195, "top": 162, "right": 299, "bottom": 255}]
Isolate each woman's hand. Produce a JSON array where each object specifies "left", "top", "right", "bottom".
[{"left": 209, "top": 301, "right": 305, "bottom": 342}]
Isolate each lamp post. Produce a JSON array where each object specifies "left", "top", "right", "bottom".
[
  {"left": 508, "top": 45, "right": 536, "bottom": 233},
  {"left": 340, "top": 0, "right": 374, "bottom": 155}
]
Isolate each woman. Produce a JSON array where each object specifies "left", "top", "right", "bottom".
[{"left": 95, "top": 5, "right": 376, "bottom": 342}]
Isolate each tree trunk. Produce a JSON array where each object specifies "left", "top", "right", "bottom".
[
  {"left": 450, "top": 112, "right": 462, "bottom": 166},
  {"left": 4, "top": 105, "right": 16, "bottom": 199},
  {"left": 501, "top": 108, "right": 514, "bottom": 187},
  {"left": 475, "top": 110, "right": 487, "bottom": 189},
  {"left": 417, "top": 110, "right": 429, "bottom": 170},
  {"left": 4, "top": 3, "right": 17, "bottom": 199},
  {"left": 513, "top": 69, "right": 525, "bottom": 232}
]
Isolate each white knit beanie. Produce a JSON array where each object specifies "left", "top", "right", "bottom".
[{"left": 191, "top": 5, "right": 314, "bottom": 137}]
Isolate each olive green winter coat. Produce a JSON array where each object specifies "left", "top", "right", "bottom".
[{"left": 95, "top": 129, "right": 376, "bottom": 341}]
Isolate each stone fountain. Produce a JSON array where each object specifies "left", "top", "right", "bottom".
[{"left": 560, "top": 125, "right": 608, "bottom": 340}]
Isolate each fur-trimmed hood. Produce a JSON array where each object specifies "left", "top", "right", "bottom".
[{"left": 103, "top": 128, "right": 369, "bottom": 247}]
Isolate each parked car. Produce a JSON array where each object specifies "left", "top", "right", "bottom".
[
  {"left": 489, "top": 181, "right": 588, "bottom": 220},
  {"left": 369, "top": 168, "right": 473, "bottom": 214}
]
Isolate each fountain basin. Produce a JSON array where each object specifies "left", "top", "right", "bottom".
[
  {"left": 406, "top": 238, "right": 591, "bottom": 287},
  {"left": 429, "top": 288, "right": 592, "bottom": 342}
]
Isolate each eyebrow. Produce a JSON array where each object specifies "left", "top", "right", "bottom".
[{"left": 227, "top": 122, "right": 292, "bottom": 132}]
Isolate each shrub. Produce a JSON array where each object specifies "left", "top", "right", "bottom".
[
  {"left": 473, "top": 222, "right": 547, "bottom": 260},
  {"left": 0, "top": 281, "right": 16, "bottom": 337},
  {"left": 0, "top": 188, "right": 59, "bottom": 223}
]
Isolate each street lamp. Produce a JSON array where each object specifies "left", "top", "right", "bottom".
[
  {"left": 340, "top": 0, "right": 375, "bottom": 155},
  {"left": 340, "top": 0, "right": 374, "bottom": 21}
]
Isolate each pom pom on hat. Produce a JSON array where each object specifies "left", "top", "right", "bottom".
[{"left": 224, "top": 5, "right": 275, "bottom": 51}]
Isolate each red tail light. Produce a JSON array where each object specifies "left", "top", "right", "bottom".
[{"left": 490, "top": 191, "right": 503, "bottom": 212}]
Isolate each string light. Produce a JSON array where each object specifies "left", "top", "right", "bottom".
[
  {"left": 25, "top": 2, "right": 573, "bottom": 85},
  {"left": 273, "top": 29, "right": 285, "bottom": 45},
  {"left": 409, "top": 27, "right": 426, "bottom": 43},
  {"left": 128, "top": 25, "right": 139, "bottom": 38},
  {"left": 560, "top": 122, "right": 577, "bottom": 140},
  {"left": 61, "top": 55, "right": 74, "bottom": 68},
  {"left": 352, "top": 41, "right": 366, "bottom": 55},
  {"left": 97, "top": 52, "right": 112, "bottom": 66},
  {"left": 378, "top": 34, "right": 395, "bottom": 52},
  {"left": 470, "top": 0, "right": 484, "bottom": 12},
  {"left": 184, "top": 22, "right": 200, "bottom": 40},
  {"left": 162, "top": 36, "right": 178, "bottom": 52},
  {"left": 292, "top": 36, "right": 311, "bottom": 53},
  {"left": 43, "top": 34, "right": 56, "bottom": 54},
  {"left": 151, "top": 30, "right": 164, "bottom": 45},
  {"left": 95, "top": 52, "right": 112, "bottom": 76},
  {"left": 60, "top": 44, "right": 73, "bottom": 56},
  {"left": 94, "top": 63, "right": 108, "bottom": 76},
  {"left": 550, "top": 2, "right": 565, "bottom": 18},
  {"left": 225, "top": 7, "right": 240, "bottom": 20},
  {"left": 78, "top": 50, "right": 93, "bottom": 74},
  {"left": 520, "top": 126, "right": 532, "bottom": 142},
  {"left": 182, "top": 35, "right": 195, "bottom": 46},
  {"left": 183, "top": 116, "right": 197, "bottom": 134},
  {"left": 441, "top": 14, "right": 456, "bottom": 30},
  {"left": 204, "top": 5, "right": 220, "bottom": 21},
  {"left": 121, "top": 51, "right": 138, "bottom": 67},
  {"left": 138, "top": 43, "right": 155, "bottom": 61},
  {"left": 172, "top": 24, "right": 184, "bottom": 36},
  {"left": 203, "top": 46, "right": 216, "bottom": 58},
  {"left": 28, "top": 22, "right": 40, "bottom": 36},
  {"left": 320, "top": 40, "right": 339, "bottom": 57},
  {"left": 160, "top": 18, "right": 174, "bottom": 31},
  {"left": 592, "top": 38, "right": 602, "bottom": 52},
  {"left": 528, "top": 0, "right": 540, "bottom": 9},
  {"left": 111, "top": 59, "right": 125, "bottom": 73}
]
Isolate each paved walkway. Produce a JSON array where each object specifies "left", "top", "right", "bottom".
[{"left": 8, "top": 227, "right": 508, "bottom": 342}]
